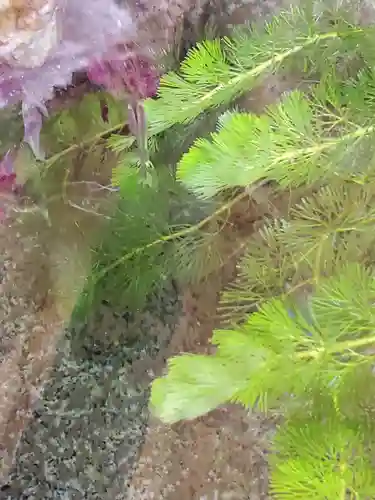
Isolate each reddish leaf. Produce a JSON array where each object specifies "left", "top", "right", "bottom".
[{"left": 87, "top": 51, "right": 159, "bottom": 101}]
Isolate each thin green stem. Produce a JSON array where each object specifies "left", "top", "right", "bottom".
[
  {"left": 299, "top": 334, "right": 375, "bottom": 360},
  {"left": 95, "top": 186, "right": 256, "bottom": 281},
  {"left": 44, "top": 123, "right": 125, "bottom": 170},
  {"left": 272, "top": 124, "right": 375, "bottom": 166},
  {"left": 42, "top": 28, "right": 359, "bottom": 169}
]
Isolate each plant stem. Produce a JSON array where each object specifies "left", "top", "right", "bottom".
[
  {"left": 273, "top": 124, "right": 375, "bottom": 166},
  {"left": 95, "top": 184, "right": 261, "bottom": 281},
  {"left": 43, "top": 28, "right": 362, "bottom": 169},
  {"left": 44, "top": 122, "right": 125, "bottom": 169},
  {"left": 299, "top": 334, "right": 375, "bottom": 360}
]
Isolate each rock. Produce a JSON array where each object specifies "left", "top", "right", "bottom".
[{"left": 0, "top": 285, "right": 181, "bottom": 499}]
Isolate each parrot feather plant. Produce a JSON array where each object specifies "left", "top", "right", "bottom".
[
  {"left": 142, "top": 5, "right": 375, "bottom": 498},
  {"left": 5, "top": 3, "right": 375, "bottom": 493}
]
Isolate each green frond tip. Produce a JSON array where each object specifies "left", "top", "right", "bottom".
[
  {"left": 177, "top": 76, "right": 375, "bottom": 198},
  {"left": 151, "top": 262, "right": 375, "bottom": 423},
  {"left": 176, "top": 110, "right": 271, "bottom": 198},
  {"left": 172, "top": 228, "right": 228, "bottom": 285},
  {"left": 176, "top": 89, "right": 323, "bottom": 197},
  {"left": 150, "top": 354, "right": 247, "bottom": 424},
  {"left": 145, "top": 6, "right": 360, "bottom": 136},
  {"left": 270, "top": 419, "right": 375, "bottom": 499}
]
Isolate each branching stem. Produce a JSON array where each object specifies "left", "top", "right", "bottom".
[
  {"left": 147, "top": 29, "right": 358, "bottom": 134},
  {"left": 95, "top": 183, "right": 264, "bottom": 281},
  {"left": 42, "top": 28, "right": 362, "bottom": 169},
  {"left": 273, "top": 124, "right": 375, "bottom": 166},
  {"left": 299, "top": 334, "right": 375, "bottom": 360}
]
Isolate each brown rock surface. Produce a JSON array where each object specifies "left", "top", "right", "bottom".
[
  {"left": 126, "top": 182, "right": 295, "bottom": 499},
  {"left": 0, "top": 143, "right": 116, "bottom": 483}
]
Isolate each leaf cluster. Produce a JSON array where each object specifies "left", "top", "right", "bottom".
[
  {"left": 147, "top": 6, "right": 375, "bottom": 499},
  {"left": 18, "top": 7, "right": 375, "bottom": 496},
  {"left": 151, "top": 263, "right": 375, "bottom": 497},
  {"left": 80, "top": 168, "right": 173, "bottom": 314},
  {"left": 144, "top": 6, "right": 371, "bottom": 134}
]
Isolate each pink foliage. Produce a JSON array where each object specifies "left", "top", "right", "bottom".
[
  {"left": 0, "top": 0, "right": 144, "bottom": 220},
  {"left": 87, "top": 51, "right": 159, "bottom": 101},
  {"left": 0, "top": 0, "right": 137, "bottom": 165},
  {"left": 0, "top": 0, "right": 136, "bottom": 109},
  {"left": 0, "top": 1, "right": 162, "bottom": 221}
]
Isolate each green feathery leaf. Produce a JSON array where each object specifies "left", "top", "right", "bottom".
[
  {"left": 176, "top": 81, "right": 375, "bottom": 200},
  {"left": 145, "top": 7, "right": 364, "bottom": 135},
  {"left": 150, "top": 354, "right": 246, "bottom": 423},
  {"left": 270, "top": 419, "right": 375, "bottom": 499}
]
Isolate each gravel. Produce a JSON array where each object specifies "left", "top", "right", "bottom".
[{"left": 0, "top": 285, "right": 181, "bottom": 499}]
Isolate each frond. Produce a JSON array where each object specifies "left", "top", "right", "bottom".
[
  {"left": 145, "top": 7, "right": 364, "bottom": 135},
  {"left": 111, "top": 135, "right": 163, "bottom": 192},
  {"left": 220, "top": 219, "right": 304, "bottom": 322},
  {"left": 153, "top": 106, "right": 225, "bottom": 171},
  {"left": 151, "top": 262, "right": 375, "bottom": 422},
  {"left": 179, "top": 76, "right": 375, "bottom": 198},
  {"left": 281, "top": 182, "right": 375, "bottom": 275},
  {"left": 79, "top": 177, "right": 172, "bottom": 313},
  {"left": 221, "top": 181, "right": 375, "bottom": 322},
  {"left": 172, "top": 227, "right": 226, "bottom": 286},
  {"left": 108, "top": 134, "right": 159, "bottom": 158},
  {"left": 111, "top": 154, "right": 141, "bottom": 190},
  {"left": 270, "top": 418, "right": 375, "bottom": 499},
  {"left": 150, "top": 298, "right": 319, "bottom": 421},
  {"left": 150, "top": 354, "right": 245, "bottom": 423},
  {"left": 146, "top": 6, "right": 375, "bottom": 497},
  {"left": 227, "top": 299, "right": 333, "bottom": 411},
  {"left": 107, "top": 134, "right": 135, "bottom": 153},
  {"left": 177, "top": 110, "right": 272, "bottom": 199},
  {"left": 312, "top": 263, "right": 375, "bottom": 341},
  {"left": 43, "top": 92, "right": 126, "bottom": 154},
  {"left": 335, "top": 363, "right": 375, "bottom": 435}
]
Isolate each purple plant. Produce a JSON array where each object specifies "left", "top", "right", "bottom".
[
  {"left": 87, "top": 50, "right": 159, "bottom": 102},
  {"left": 0, "top": 0, "right": 136, "bottom": 159},
  {"left": 0, "top": 0, "right": 162, "bottom": 220},
  {"left": 0, "top": 1, "right": 135, "bottom": 107},
  {"left": 87, "top": 49, "right": 160, "bottom": 167}
]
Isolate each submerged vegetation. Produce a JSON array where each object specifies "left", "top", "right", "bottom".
[{"left": 3, "top": 1, "right": 375, "bottom": 497}]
